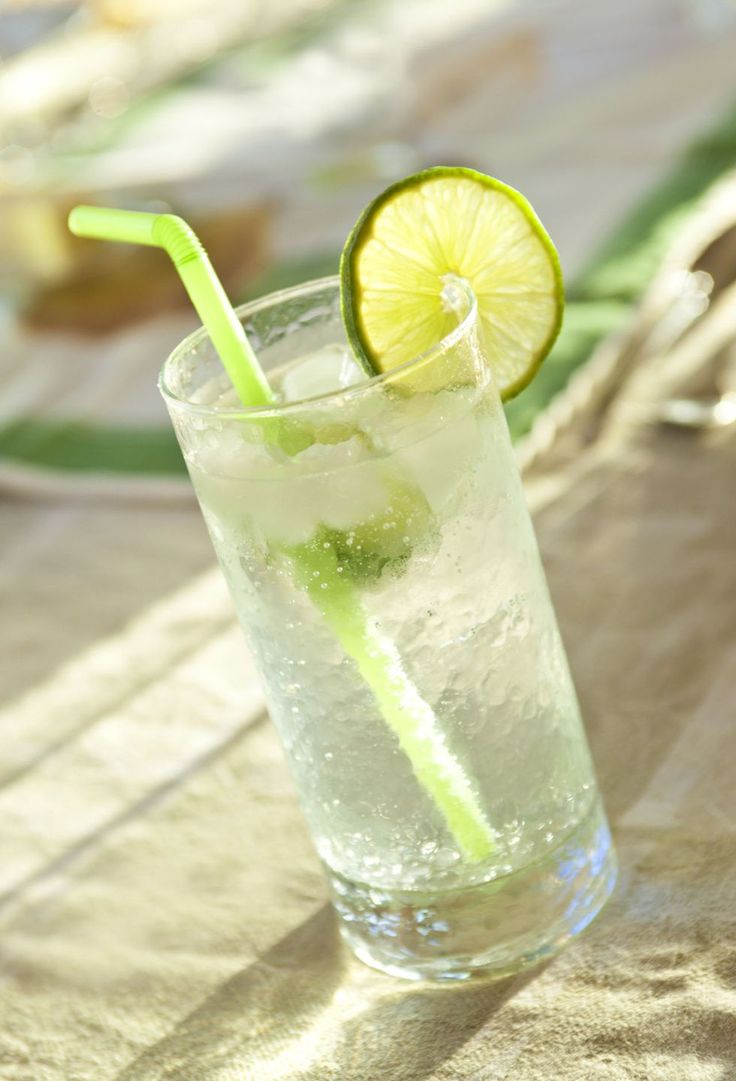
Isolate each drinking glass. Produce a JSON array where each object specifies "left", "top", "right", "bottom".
[{"left": 161, "top": 278, "right": 616, "bottom": 981}]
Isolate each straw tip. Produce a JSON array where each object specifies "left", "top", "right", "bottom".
[
  {"left": 66, "top": 204, "right": 158, "bottom": 246},
  {"left": 67, "top": 205, "right": 92, "bottom": 236}
]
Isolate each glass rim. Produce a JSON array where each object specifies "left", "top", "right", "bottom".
[{"left": 159, "top": 275, "right": 478, "bottom": 420}]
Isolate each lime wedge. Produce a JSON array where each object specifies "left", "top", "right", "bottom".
[{"left": 340, "top": 166, "right": 564, "bottom": 400}]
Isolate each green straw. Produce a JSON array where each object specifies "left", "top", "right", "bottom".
[
  {"left": 68, "top": 207, "right": 273, "bottom": 407},
  {"left": 289, "top": 538, "right": 495, "bottom": 860},
  {"left": 67, "top": 205, "right": 495, "bottom": 861}
]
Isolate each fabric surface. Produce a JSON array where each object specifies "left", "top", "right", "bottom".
[{"left": 2, "top": 175, "right": 736, "bottom": 1079}]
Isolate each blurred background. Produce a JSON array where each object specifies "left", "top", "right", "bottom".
[
  {"left": 2, "top": 0, "right": 736, "bottom": 485},
  {"left": 3, "top": 0, "right": 736, "bottom": 704}
]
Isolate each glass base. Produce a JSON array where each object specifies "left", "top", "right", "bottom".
[{"left": 330, "top": 800, "right": 617, "bottom": 982}]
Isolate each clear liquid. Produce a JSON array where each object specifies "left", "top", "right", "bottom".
[{"left": 186, "top": 345, "right": 615, "bottom": 976}]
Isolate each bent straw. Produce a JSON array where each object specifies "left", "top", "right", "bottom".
[
  {"left": 68, "top": 207, "right": 273, "bottom": 407},
  {"left": 67, "top": 205, "right": 495, "bottom": 861}
]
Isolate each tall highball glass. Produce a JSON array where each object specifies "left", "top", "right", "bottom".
[{"left": 161, "top": 278, "right": 616, "bottom": 981}]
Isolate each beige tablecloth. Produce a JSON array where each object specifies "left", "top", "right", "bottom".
[{"left": 2, "top": 191, "right": 736, "bottom": 1080}]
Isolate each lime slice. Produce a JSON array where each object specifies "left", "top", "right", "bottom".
[{"left": 340, "top": 166, "right": 564, "bottom": 400}]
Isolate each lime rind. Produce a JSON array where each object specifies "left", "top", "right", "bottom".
[{"left": 340, "top": 166, "right": 564, "bottom": 402}]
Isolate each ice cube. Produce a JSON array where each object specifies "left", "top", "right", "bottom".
[
  {"left": 194, "top": 431, "right": 393, "bottom": 547},
  {"left": 188, "top": 421, "right": 272, "bottom": 478},
  {"left": 395, "top": 389, "right": 485, "bottom": 513},
  {"left": 280, "top": 345, "right": 364, "bottom": 402}
]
